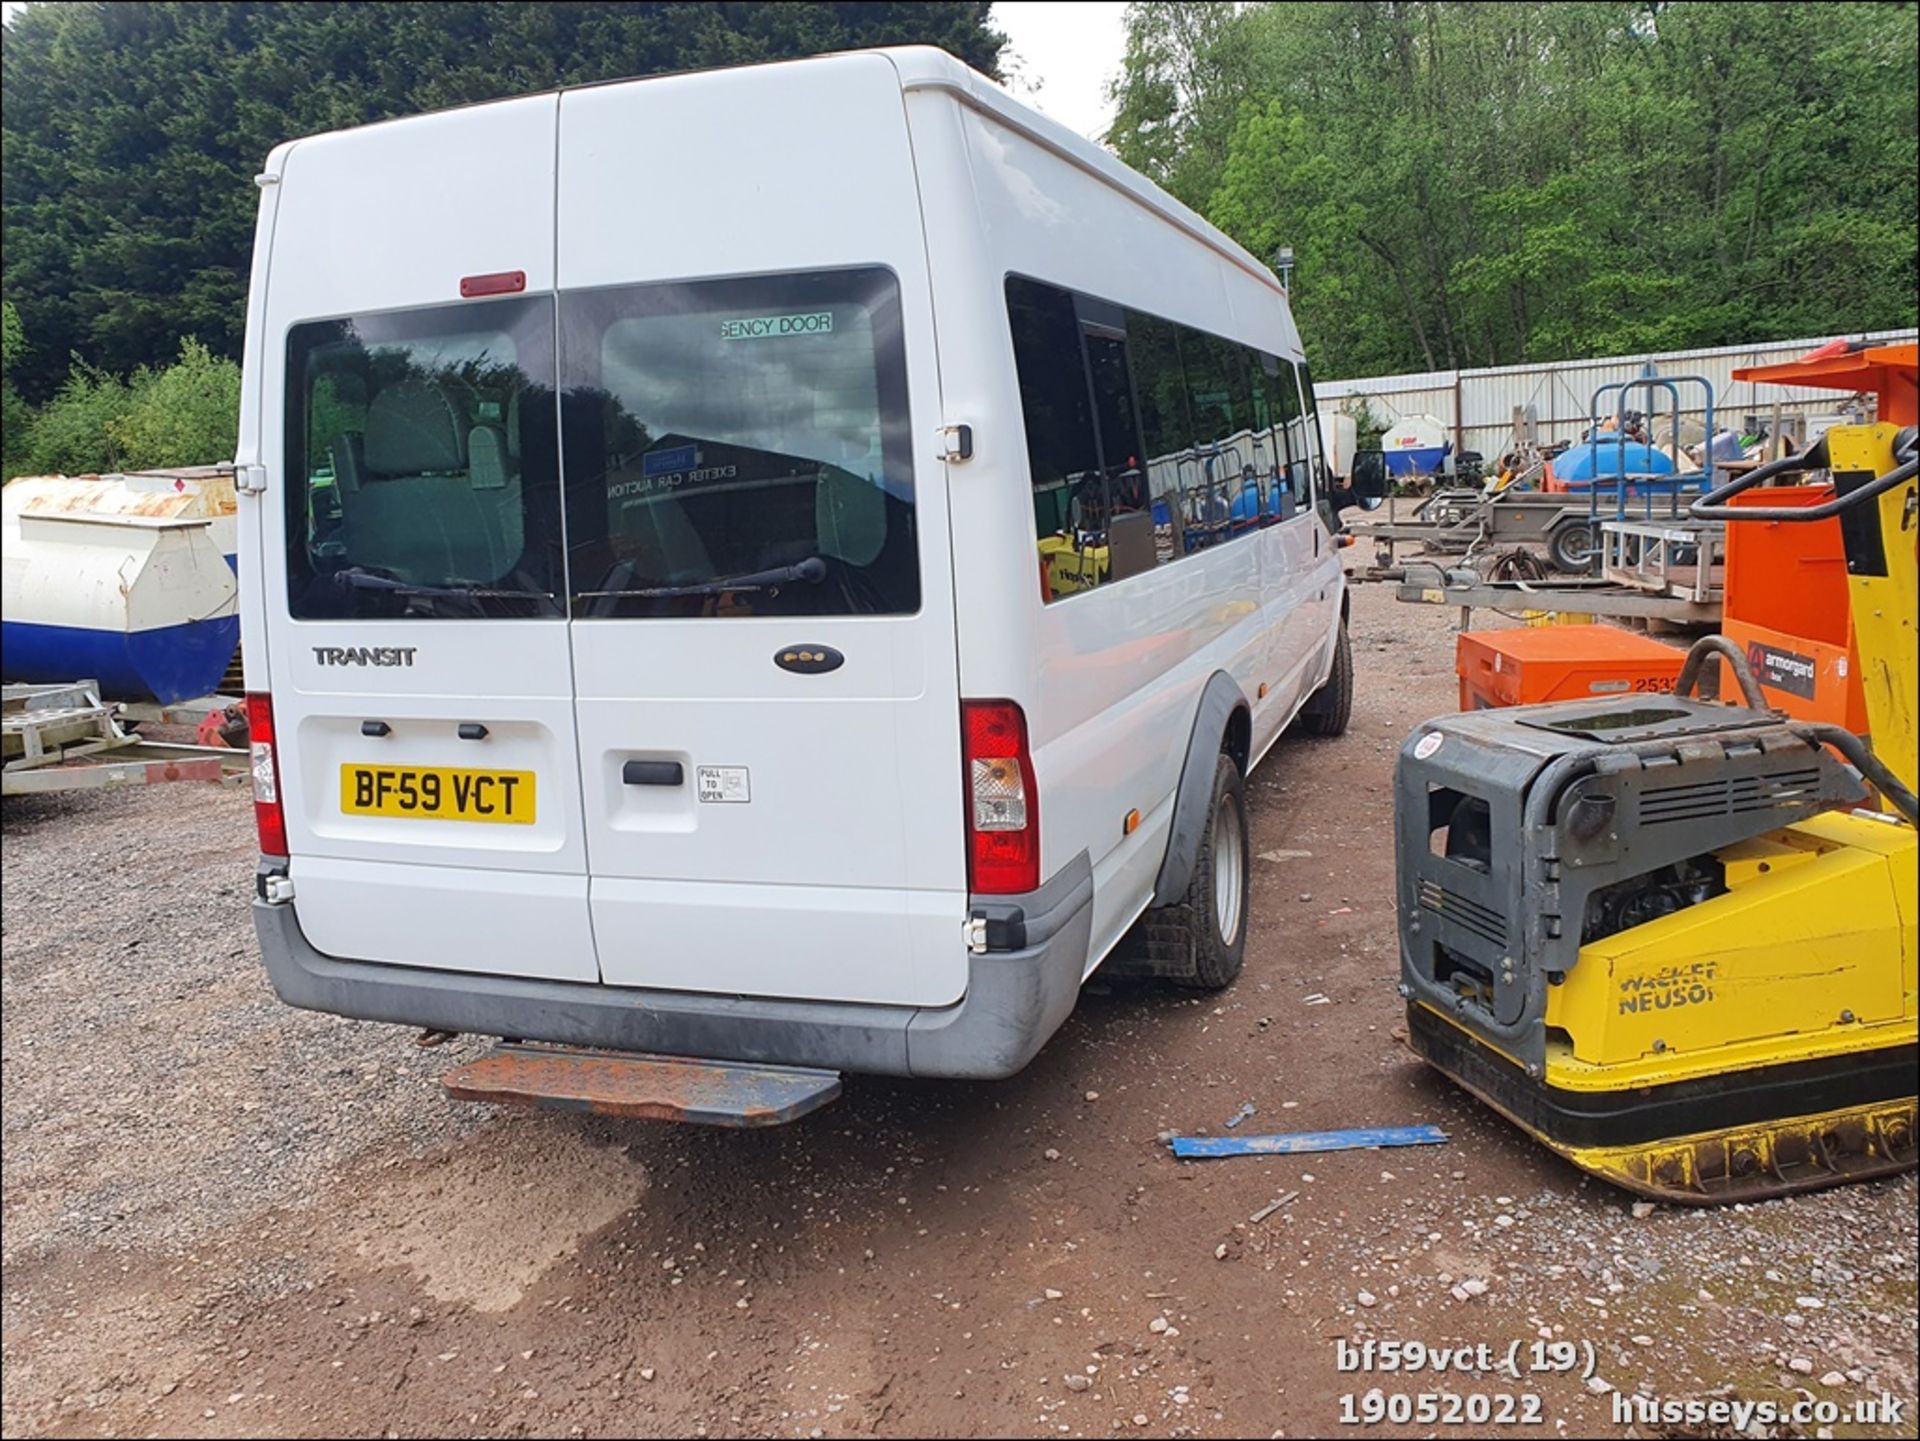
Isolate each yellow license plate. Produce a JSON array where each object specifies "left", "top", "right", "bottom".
[{"left": 340, "top": 764, "right": 536, "bottom": 824}]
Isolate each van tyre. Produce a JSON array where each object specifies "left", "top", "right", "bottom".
[
  {"left": 1294, "top": 621, "right": 1353, "bottom": 738},
  {"left": 1107, "top": 753, "right": 1249, "bottom": 990}
]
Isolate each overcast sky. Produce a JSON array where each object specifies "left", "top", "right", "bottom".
[
  {"left": 993, "top": 2, "right": 1130, "bottom": 143},
  {"left": 0, "top": 1, "right": 1130, "bottom": 141}
]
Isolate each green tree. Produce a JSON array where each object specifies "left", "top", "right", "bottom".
[
  {"left": 1105, "top": 1, "right": 1248, "bottom": 196},
  {"left": 1341, "top": 396, "right": 1389, "bottom": 452},
  {"left": 16, "top": 338, "right": 245, "bottom": 475},
  {"left": 1, "top": 1, "right": 1006, "bottom": 401},
  {"left": 0, "top": 300, "right": 22, "bottom": 376},
  {"left": 1, "top": 299, "right": 29, "bottom": 479},
  {"left": 113, "top": 338, "right": 243, "bottom": 469},
  {"left": 1111, "top": 1, "right": 1918, "bottom": 380},
  {"left": 17, "top": 362, "right": 136, "bottom": 476}
]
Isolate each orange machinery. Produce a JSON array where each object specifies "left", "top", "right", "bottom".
[
  {"left": 1453, "top": 340, "right": 1912, "bottom": 720},
  {"left": 1719, "top": 340, "right": 1916, "bottom": 731},
  {"left": 1456, "top": 625, "right": 1686, "bottom": 710}
]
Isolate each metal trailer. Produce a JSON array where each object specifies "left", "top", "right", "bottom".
[
  {"left": 1355, "top": 372, "right": 1731, "bottom": 583},
  {"left": 1598, "top": 514, "right": 1727, "bottom": 608},
  {"left": 1354, "top": 374, "right": 1732, "bottom": 627},
  {"left": 1352, "top": 489, "right": 1616, "bottom": 574},
  {"left": 1390, "top": 561, "right": 1722, "bottom": 632},
  {"left": 3, "top": 680, "right": 248, "bottom": 795}
]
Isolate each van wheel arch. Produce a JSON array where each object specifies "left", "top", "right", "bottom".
[
  {"left": 1150, "top": 671, "right": 1250, "bottom": 909},
  {"left": 1106, "top": 751, "right": 1249, "bottom": 990},
  {"left": 1096, "top": 671, "right": 1253, "bottom": 988},
  {"left": 1293, "top": 616, "right": 1354, "bottom": 738}
]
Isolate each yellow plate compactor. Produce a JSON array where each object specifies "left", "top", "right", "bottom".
[{"left": 1397, "top": 424, "right": 1917, "bottom": 1203}]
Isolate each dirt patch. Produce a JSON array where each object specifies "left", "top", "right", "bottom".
[
  {"left": 4, "top": 580, "right": 1914, "bottom": 1439},
  {"left": 343, "top": 1134, "right": 651, "bottom": 1312}
]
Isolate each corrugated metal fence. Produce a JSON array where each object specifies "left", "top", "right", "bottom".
[{"left": 1315, "top": 328, "right": 1917, "bottom": 462}]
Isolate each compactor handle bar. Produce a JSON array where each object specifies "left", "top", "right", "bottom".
[
  {"left": 1690, "top": 427, "right": 1917, "bottom": 521},
  {"left": 1673, "top": 635, "right": 1768, "bottom": 710}
]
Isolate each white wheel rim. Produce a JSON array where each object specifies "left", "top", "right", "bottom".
[{"left": 1213, "top": 797, "right": 1245, "bottom": 942}]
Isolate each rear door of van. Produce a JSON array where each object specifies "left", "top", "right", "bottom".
[
  {"left": 259, "top": 96, "right": 596, "bottom": 982},
  {"left": 557, "top": 56, "right": 970, "bottom": 1008}
]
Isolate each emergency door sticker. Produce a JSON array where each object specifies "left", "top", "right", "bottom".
[
  {"left": 719, "top": 312, "right": 834, "bottom": 341},
  {"left": 697, "top": 766, "right": 751, "bottom": 803}
]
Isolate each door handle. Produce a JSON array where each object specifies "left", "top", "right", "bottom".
[{"left": 623, "top": 760, "right": 684, "bottom": 787}]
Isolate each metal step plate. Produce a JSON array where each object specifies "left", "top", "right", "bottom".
[{"left": 441, "top": 1043, "right": 841, "bottom": 1128}]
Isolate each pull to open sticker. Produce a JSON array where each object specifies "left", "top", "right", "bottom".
[
  {"left": 697, "top": 766, "right": 751, "bottom": 803},
  {"left": 719, "top": 312, "right": 834, "bottom": 341}
]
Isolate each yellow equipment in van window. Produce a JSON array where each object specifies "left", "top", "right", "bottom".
[{"left": 1038, "top": 533, "right": 1108, "bottom": 598}]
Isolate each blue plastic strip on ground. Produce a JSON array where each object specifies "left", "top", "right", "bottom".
[{"left": 1169, "top": 1125, "right": 1449, "bottom": 1159}]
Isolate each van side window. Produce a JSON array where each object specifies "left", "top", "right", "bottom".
[
  {"left": 559, "top": 267, "right": 918, "bottom": 619},
  {"left": 1009, "top": 275, "right": 1317, "bottom": 602},
  {"left": 1294, "top": 361, "right": 1324, "bottom": 506},
  {"left": 1008, "top": 278, "right": 1154, "bottom": 599},
  {"left": 1270, "top": 352, "right": 1308, "bottom": 505},
  {"left": 1007, "top": 278, "right": 1101, "bottom": 555},
  {"left": 1083, "top": 327, "right": 1148, "bottom": 521},
  {"left": 1247, "top": 353, "right": 1296, "bottom": 521},
  {"left": 1127, "top": 310, "right": 1195, "bottom": 565},
  {"left": 1239, "top": 354, "right": 1276, "bottom": 514},
  {"left": 284, "top": 296, "right": 561, "bottom": 619},
  {"left": 1179, "top": 333, "right": 1246, "bottom": 553}
]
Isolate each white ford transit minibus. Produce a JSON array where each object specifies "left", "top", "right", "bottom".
[{"left": 240, "top": 47, "right": 1377, "bottom": 1115}]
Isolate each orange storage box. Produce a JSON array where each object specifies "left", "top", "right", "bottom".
[
  {"left": 1457, "top": 626, "right": 1688, "bottom": 711},
  {"left": 1718, "top": 484, "right": 1868, "bottom": 733}
]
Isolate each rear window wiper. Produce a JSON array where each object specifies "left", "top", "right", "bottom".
[
  {"left": 331, "top": 568, "right": 555, "bottom": 603},
  {"left": 578, "top": 555, "right": 828, "bottom": 601}
]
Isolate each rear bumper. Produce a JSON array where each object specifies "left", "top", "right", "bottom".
[{"left": 252, "top": 854, "right": 1093, "bottom": 1080}]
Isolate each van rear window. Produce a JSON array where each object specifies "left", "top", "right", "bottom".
[
  {"left": 284, "top": 297, "right": 562, "bottom": 620},
  {"left": 559, "top": 268, "right": 918, "bottom": 618}
]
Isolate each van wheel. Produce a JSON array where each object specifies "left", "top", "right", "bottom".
[
  {"left": 1294, "top": 621, "right": 1353, "bottom": 738},
  {"left": 1109, "top": 753, "right": 1249, "bottom": 990}
]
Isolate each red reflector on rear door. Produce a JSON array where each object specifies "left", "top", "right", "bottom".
[{"left": 459, "top": 269, "right": 527, "bottom": 298}]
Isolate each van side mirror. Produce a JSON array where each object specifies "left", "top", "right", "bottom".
[
  {"left": 1330, "top": 449, "right": 1388, "bottom": 513},
  {"left": 1352, "top": 449, "right": 1388, "bottom": 500}
]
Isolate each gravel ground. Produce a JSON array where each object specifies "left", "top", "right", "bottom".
[
  {"left": 2, "top": 780, "right": 491, "bottom": 1264},
  {"left": 2, "top": 581, "right": 1915, "bottom": 1440}
]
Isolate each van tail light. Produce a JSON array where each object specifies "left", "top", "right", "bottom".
[
  {"left": 963, "top": 700, "right": 1039, "bottom": 895},
  {"left": 247, "top": 692, "right": 288, "bottom": 857}
]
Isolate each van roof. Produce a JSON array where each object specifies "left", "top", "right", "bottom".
[
  {"left": 877, "top": 48, "right": 1286, "bottom": 299},
  {"left": 262, "top": 46, "right": 1285, "bottom": 300}
]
